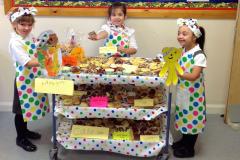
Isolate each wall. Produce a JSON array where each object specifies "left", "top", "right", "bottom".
[{"left": 0, "top": 0, "right": 235, "bottom": 113}]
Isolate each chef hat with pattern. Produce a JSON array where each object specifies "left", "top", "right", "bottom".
[
  {"left": 177, "top": 18, "right": 202, "bottom": 38},
  {"left": 9, "top": 7, "right": 37, "bottom": 23}
]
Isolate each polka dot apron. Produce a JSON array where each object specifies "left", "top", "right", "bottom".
[
  {"left": 104, "top": 28, "right": 129, "bottom": 57},
  {"left": 175, "top": 51, "right": 206, "bottom": 134},
  {"left": 16, "top": 39, "right": 50, "bottom": 122}
]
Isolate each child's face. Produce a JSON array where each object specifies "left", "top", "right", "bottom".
[
  {"left": 13, "top": 21, "right": 33, "bottom": 38},
  {"left": 177, "top": 26, "right": 196, "bottom": 49},
  {"left": 110, "top": 8, "right": 126, "bottom": 27}
]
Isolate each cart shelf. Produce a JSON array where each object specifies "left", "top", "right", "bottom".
[
  {"left": 55, "top": 100, "right": 167, "bottom": 120},
  {"left": 56, "top": 117, "right": 171, "bottom": 157},
  {"left": 61, "top": 73, "right": 166, "bottom": 87}
]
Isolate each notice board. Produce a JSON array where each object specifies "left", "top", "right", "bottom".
[{"left": 4, "top": 1, "right": 238, "bottom": 19}]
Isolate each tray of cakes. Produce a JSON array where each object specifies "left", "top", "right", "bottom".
[
  {"left": 55, "top": 84, "right": 167, "bottom": 120},
  {"left": 56, "top": 115, "right": 171, "bottom": 157},
  {"left": 60, "top": 57, "right": 166, "bottom": 87}
]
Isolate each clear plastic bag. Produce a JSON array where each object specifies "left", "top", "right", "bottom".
[{"left": 61, "top": 28, "right": 86, "bottom": 66}]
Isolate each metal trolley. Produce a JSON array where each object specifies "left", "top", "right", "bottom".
[{"left": 48, "top": 74, "right": 172, "bottom": 160}]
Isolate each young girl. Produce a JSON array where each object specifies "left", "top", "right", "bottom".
[
  {"left": 173, "top": 18, "right": 206, "bottom": 158},
  {"left": 8, "top": 7, "right": 49, "bottom": 152},
  {"left": 88, "top": 2, "right": 137, "bottom": 57}
]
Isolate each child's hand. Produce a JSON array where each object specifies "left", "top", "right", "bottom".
[
  {"left": 117, "top": 46, "right": 126, "bottom": 53},
  {"left": 88, "top": 31, "right": 98, "bottom": 41},
  {"left": 26, "top": 57, "right": 40, "bottom": 67},
  {"left": 177, "top": 70, "right": 184, "bottom": 78}
]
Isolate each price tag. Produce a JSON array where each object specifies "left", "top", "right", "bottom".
[
  {"left": 140, "top": 135, "right": 160, "bottom": 142},
  {"left": 90, "top": 96, "right": 108, "bottom": 108},
  {"left": 134, "top": 99, "right": 154, "bottom": 107},
  {"left": 35, "top": 78, "right": 73, "bottom": 95},
  {"left": 99, "top": 46, "right": 117, "bottom": 54},
  {"left": 70, "top": 125, "right": 109, "bottom": 140},
  {"left": 112, "top": 129, "right": 133, "bottom": 141}
]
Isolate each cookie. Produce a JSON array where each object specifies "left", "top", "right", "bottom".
[
  {"left": 80, "top": 101, "right": 89, "bottom": 107},
  {"left": 72, "top": 96, "right": 80, "bottom": 105},
  {"left": 63, "top": 99, "right": 73, "bottom": 106}
]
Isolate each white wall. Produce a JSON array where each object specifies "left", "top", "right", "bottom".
[{"left": 0, "top": 0, "right": 235, "bottom": 113}]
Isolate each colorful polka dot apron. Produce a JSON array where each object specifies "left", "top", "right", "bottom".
[
  {"left": 104, "top": 28, "right": 129, "bottom": 57},
  {"left": 16, "top": 39, "right": 50, "bottom": 122},
  {"left": 175, "top": 50, "right": 206, "bottom": 134}
]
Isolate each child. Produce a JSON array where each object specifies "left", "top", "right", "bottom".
[
  {"left": 173, "top": 18, "right": 206, "bottom": 158},
  {"left": 8, "top": 7, "right": 49, "bottom": 152},
  {"left": 88, "top": 2, "right": 137, "bottom": 57}
]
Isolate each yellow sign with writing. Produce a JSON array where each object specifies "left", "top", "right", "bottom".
[
  {"left": 70, "top": 125, "right": 109, "bottom": 140},
  {"left": 99, "top": 46, "right": 117, "bottom": 54},
  {"left": 140, "top": 135, "right": 160, "bottom": 142},
  {"left": 134, "top": 99, "right": 154, "bottom": 107},
  {"left": 35, "top": 78, "right": 74, "bottom": 95},
  {"left": 112, "top": 129, "right": 134, "bottom": 141}
]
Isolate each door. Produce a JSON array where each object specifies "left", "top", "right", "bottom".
[{"left": 225, "top": 2, "right": 240, "bottom": 124}]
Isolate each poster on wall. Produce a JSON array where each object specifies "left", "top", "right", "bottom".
[
  {"left": 4, "top": 0, "right": 238, "bottom": 18},
  {"left": 12, "top": 0, "right": 238, "bottom": 8}
]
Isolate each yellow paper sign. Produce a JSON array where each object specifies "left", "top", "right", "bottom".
[
  {"left": 134, "top": 99, "right": 154, "bottom": 107},
  {"left": 99, "top": 46, "right": 117, "bottom": 54},
  {"left": 112, "top": 129, "right": 133, "bottom": 141},
  {"left": 140, "top": 135, "right": 160, "bottom": 142},
  {"left": 35, "top": 78, "right": 73, "bottom": 95},
  {"left": 70, "top": 125, "right": 109, "bottom": 140}
]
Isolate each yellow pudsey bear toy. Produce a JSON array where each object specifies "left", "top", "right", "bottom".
[{"left": 159, "top": 47, "right": 184, "bottom": 86}]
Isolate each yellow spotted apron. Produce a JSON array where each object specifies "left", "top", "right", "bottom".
[
  {"left": 104, "top": 27, "right": 129, "bottom": 57},
  {"left": 16, "top": 39, "right": 50, "bottom": 122},
  {"left": 175, "top": 51, "right": 206, "bottom": 134}
]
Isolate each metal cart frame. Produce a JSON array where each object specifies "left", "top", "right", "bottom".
[{"left": 49, "top": 86, "right": 172, "bottom": 160}]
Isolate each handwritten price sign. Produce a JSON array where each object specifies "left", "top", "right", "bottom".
[
  {"left": 99, "top": 46, "right": 117, "bottom": 56},
  {"left": 140, "top": 135, "right": 160, "bottom": 142},
  {"left": 90, "top": 96, "right": 108, "bottom": 108},
  {"left": 134, "top": 99, "right": 154, "bottom": 107},
  {"left": 35, "top": 78, "right": 74, "bottom": 95},
  {"left": 112, "top": 129, "right": 134, "bottom": 141},
  {"left": 70, "top": 125, "right": 109, "bottom": 140}
]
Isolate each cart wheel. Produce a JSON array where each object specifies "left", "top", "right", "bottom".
[
  {"left": 49, "top": 148, "right": 59, "bottom": 160},
  {"left": 156, "top": 153, "right": 169, "bottom": 160}
]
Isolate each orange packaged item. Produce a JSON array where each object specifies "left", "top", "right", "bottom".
[
  {"left": 46, "top": 46, "right": 61, "bottom": 77},
  {"left": 70, "top": 47, "right": 85, "bottom": 63},
  {"left": 61, "top": 28, "right": 86, "bottom": 66},
  {"left": 62, "top": 55, "right": 78, "bottom": 66}
]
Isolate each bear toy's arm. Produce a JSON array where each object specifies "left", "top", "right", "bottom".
[{"left": 159, "top": 63, "right": 169, "bottom": 77}]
